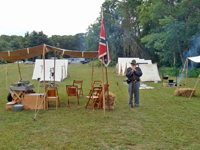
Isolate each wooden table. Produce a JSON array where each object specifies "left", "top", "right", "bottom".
[{"left": 10, "top": 84, "right": 35, "bottom": 102}]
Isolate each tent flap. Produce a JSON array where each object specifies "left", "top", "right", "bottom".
[{"left": 0, "top": 44, "right": 98, "bottom": 62}]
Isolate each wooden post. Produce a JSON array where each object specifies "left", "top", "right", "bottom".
[
  {"left": 101, "top": 60, "right": 106, "bottom": 117},
  {"left": 189, "top": 75, "right": 200, "bottom": 100},
  {"left": 27, "top": 65, "right": 29, "bottom": 80},
  {"left": 186, "top": 58, "right": 189, "bottom": 88},
  {"left": 54, "top": 50, "right": 56, "bottom": 86},
  {"left": 176, "top": 60, "right": 187, "bottom": 90},
  {"left": 105, "top": 67, "right": 110, "bottom": 111},
  {"left": 91, "top": 58, "right": 94, "bottom": 86},
  {"left": 6, "top": 66, "right": 8, "bottom": 90},
  {"left": 17, "top": 60, "right": 22, "bottom": 80},
  {"left": 43, "top": 44, "right": 46, "bottom": 110}
]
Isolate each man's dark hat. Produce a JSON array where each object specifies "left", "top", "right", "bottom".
[{"left": 130, "top": 59, "right": 136, "bottom": 65}]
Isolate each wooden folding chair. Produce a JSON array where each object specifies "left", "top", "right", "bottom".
[
  {"left": 93, "top": 80, "right": 102, "bottom": 87},
  {"left": 73, "top": 80, "right": 83, "bottom": 97},
  {"left": 66, "top": 85, "right": 79, "bottom": 106},
  {"left": 46, "top": 87, "right": 60, "bottom": 110},
  {"left": 85, "top": 86, "right": 102, "bottom": 110},
  {"left": 87, "top": 80, "right": 102, "bottom": 97}
]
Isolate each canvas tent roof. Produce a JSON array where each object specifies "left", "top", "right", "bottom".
[
  {"left": 0, "top": 44, "right": 98, "bottom": 62},
  {"left": 32, "top": 59, "right": 68, "bottom": 82},
  {"left": 188, "top": 56, "right": 200, "bottom": 63}
]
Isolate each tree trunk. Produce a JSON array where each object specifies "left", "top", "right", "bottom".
[{"left": 177, "top": 40, "right": 184, "bottom": 64}]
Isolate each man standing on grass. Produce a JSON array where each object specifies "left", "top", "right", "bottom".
[{"left": 126, "top": 60, "right": 142, "bottom": 108}]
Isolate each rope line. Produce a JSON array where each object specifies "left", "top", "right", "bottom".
[{"left": 0, "top": 67, "right": 6, "bottom": 72}]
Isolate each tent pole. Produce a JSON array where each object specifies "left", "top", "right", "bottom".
[
  {"left": 186, "top": 58, "right": 188, "bottom": 88},
  {"left": 105, "top": 67, "right": 110, "bottom": 111},
  {"left": 176, "top": 61, "right": 187, "bottom": 90},
  {"left": 189, "top": 75, "right": 200, "bottom": 100},
  {"left": 6, "top": 66, "right": 8, "bottom": 90},
  {"left": 54, "top": 50, "right": 56, "bottom": 86},
  {"left": 43, "top": 44, "right": 46, "bottom": 110},
  {"left": 91, "top": 58, "right": 94, "bottom": 86},
  {"left": 17, "top": 60, "right": 22, "bottom": 80},
  {"left": 101, "top": 60, "right": 106, "bottom": 117},
  {"left": 27, "top": 65, "right": 29, "bottom": 80}
]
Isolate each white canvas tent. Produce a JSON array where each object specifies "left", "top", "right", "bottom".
[
  {"left": 32, "top": 59, "right": 68, "bottom": 82},
  {"left": 116, "top": 57, "right": 161, "bottom": 82},
  {"left": 139, "top": 64, "right": 161, "bottom": 82},
  {"left": 117, "top": 57, "right": 152, "bottom": 76}
]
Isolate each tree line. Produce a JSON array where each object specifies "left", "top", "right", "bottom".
[{"left": 0, "top": 0, "right": 200, "bottom": 67}]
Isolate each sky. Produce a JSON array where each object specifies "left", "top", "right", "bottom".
[{"left": 0, "top": 0, "right": 105, "bottom": 37}]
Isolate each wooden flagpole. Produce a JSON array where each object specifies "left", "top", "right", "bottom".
[
  {"left": 105, "top": 67, "right": 110, "bottom": 111},
  {"left": 91, "top": 58, "right": 94, "bottom": 86},
  {"left": 43, "top": 44, "right": 46, "bottom": 110},
  {"left": 101, "top": 59, "right": 106, "bottom": 117},
  {"left": 17, "top": 60, "right": 22, "bottom": 80}
]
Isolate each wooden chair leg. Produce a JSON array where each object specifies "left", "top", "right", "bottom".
[
  {"left": 66, "top": 96, "right": 69, "bottom": 107},
  {"left": 76, "top": 96, "right": 77, "bottom": 106},
  {"left": 56, "top": 99, "right": 57, "bottom": 110},
  {"left": 58, "top": 96, "right": 61, "bottom": 107},
  {"left": 47, "top": 98, "right": 49, "bottom": 110},
  {"left": 78, "top": 94, "right": 79, "bottom": 104}
]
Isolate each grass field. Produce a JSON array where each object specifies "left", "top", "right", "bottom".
[{"left": 0, "top": 63, "right": 200, "bottom": 150}]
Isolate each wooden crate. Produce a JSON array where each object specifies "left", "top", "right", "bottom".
[
  {"left": 22, "top": 93, "right": 45, "bottom": 110},
  {"left": 5, "top": 104, "right": 13, "bottom": 110}
]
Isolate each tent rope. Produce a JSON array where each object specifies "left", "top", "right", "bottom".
[
  {"left": 0, "top": 67, "right": 6, "bottom": 72},
  {"left": 34, "top": 80, "right": 42, "bottom": 120},
  {"left": 33, "top": 87, "right": 50, "bottom": 121}
]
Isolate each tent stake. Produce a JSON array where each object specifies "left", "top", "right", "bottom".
[
  {"left": 17, "top": 60, "right": 22, "bottom": 80},
  {"left": 101, "top": 59, "right": 106, "bottom": 117}
]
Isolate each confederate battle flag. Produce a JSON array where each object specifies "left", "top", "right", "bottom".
[{"left": 98, "top": 13, "right": 111, "bottom": 67}]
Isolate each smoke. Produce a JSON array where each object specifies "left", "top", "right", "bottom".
[{"left": 179, "top": 24, "right": 200, "bottom": 80}]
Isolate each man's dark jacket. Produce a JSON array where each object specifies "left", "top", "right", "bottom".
[{"left": 126, "top": 67, "right": 143, "bottom": 82}]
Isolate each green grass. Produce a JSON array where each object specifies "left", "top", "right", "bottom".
[{"left": 0, "top": 63, "right": 200, "bottom": 149}]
